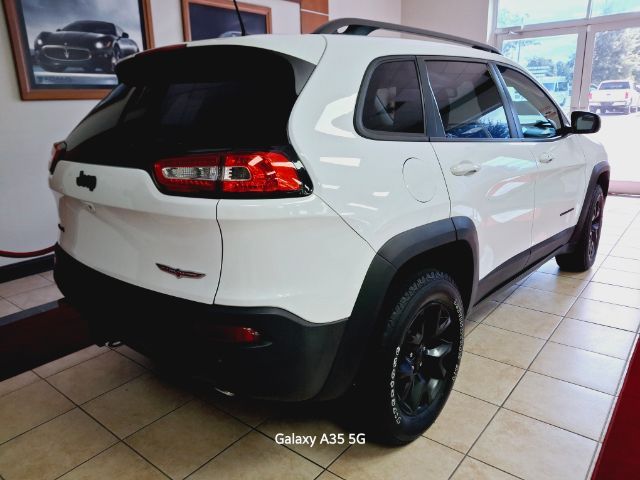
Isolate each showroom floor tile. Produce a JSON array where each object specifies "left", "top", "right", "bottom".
[
  {"left": 0, "top": 194, "right": 639, "bottom": 479},
  {"left": 0, "top": 271, "right": 62, "bottom": 316}
]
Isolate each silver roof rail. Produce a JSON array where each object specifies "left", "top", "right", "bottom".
[{"left": 313, "top": 18, "right": 501, "bottom": 56}]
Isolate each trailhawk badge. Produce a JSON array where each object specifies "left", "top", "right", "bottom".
[{"left": 156, "top": 263, "right": 206, "bottom": 279}]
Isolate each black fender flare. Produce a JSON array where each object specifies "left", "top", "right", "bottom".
[
  {"left": 315, "top": 217, "right": 479, "bottom": 400},
  {"left": 569, "top": 161, "right": 610, "bottom": 245}
]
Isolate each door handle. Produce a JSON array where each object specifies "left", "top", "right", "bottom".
[
  {"left": 451, "top": 162, "right": 481, "bottom": 176},
  {"left": 539, "top": 152, "right": 555, "bottom": 164}
]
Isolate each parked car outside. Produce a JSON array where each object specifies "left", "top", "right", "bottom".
[
  {"left": 541, "top": 76, "right": 570, "bottom": 107},
  {"left": 34, "top": 20, "right": 139, "bottom": 74},
  {"left": 590, "top": 79, "right": 640, "bottom": 114}
]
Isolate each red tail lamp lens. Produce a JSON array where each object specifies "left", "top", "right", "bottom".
[
  {"left": 625, "top": 91, "right": 630, "bottom": 99},
  {"left": 222, "top": 152, "right": 302, "bottom": 193},
  {"left": 49, "top": 141, "right": 66, "bottom": 174},
  {"left": 153, "top": 151, "right": 304, "bottom": 196},
  {"left": 209, "top": 325, "right": 261, "bottom": 344}
]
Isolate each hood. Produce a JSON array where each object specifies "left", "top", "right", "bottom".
[{"left": 42, "top": 31, "right": 111, "bottom": 47}]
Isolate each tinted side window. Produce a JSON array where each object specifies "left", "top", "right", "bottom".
[
  {"left": 425, "top": 61, "right": 511, "bottom": 139},
  {"left": 500, "top": 67, "right": 563, "bottom": 139},
  {"left": 361, "top": 60, "right": 424, "bottom": 134}
]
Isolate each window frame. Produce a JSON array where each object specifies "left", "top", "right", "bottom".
[
  {"left": 354, "top": 55, "right": 429, "bottom": 142},
  {"left": 421, "top": 56, "right": 520, "bottom": 143},
  {"left": 493, "top": 0, "right": 640, "bottom": 34},
  {"left": 355, "top": 55, "right": 572, "bottom": 144},
  {"left": 493, "top": 63, "right": 571, "bottom": 142}
]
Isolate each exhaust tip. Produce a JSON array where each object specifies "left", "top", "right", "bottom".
[{"left": 214, "top": 387, "right": 235, "bottom": 397}]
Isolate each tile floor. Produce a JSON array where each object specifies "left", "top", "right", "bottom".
[
  {"left": 0, "top": 269, "right": 62, "bottom": 316},
  {"left": 1, "top": 195, "right": 640, "bottom": 480}
]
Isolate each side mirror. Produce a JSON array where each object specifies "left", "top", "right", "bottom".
[
  {"left": 571, "top": 111, "right": 600, "bottom": 134},
  {"left": 122, "top": 32, "right": 129, "bottom": 38}
]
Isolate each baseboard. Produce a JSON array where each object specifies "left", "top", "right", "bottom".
[
  {"left": 0, "top": 254, "right": 54, "bottom": 283},
  {"left": 0, "top": 299, "right": 91, "bottom": 381}
]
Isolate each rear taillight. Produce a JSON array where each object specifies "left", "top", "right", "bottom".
[
  {"left": 625, "top": 91, "right": 630, "bottom": 99},
  {"left": 589, "top": 92, "right": 592, "bottom": 100},
  {"left": 49, "top": 141, "right": 66, "bottom": 174},
  {"left": 154, "top": 154, "right": 220, "bottom": 194},
  {"left": 153, "top": 150, "right": 310, "bottom": 197}
]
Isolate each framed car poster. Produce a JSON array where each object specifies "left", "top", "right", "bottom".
[
  {"left": 2, "top": 0, "right": 154, "bottom": 100},
  {"left": 182, "top": 0, "right": 271, "bottom": 41}
]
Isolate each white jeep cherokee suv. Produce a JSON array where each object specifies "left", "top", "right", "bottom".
[{"left": 49, "top": 19, "right": 609, "bottom": 444}]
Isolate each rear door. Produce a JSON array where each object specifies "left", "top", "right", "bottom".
[
  {"left": 424, "top": 59, "right": 537, "bottom": 285},
  {"left": 497, "top": 66, "right": 587, "bottom": 253}
]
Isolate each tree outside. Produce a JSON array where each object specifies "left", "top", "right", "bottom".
[{"left": 592, "top": 28, "right": 640, "bottom": 86}]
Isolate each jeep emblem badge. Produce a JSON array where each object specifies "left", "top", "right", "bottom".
[{"left": 76, "top": 171, "right": 97, "bottom": 191}]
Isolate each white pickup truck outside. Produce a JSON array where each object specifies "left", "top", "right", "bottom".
[{"left": 590, "top": 80, "right": 640, "bottom": 114}]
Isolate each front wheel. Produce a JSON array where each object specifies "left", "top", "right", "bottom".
[
  {"left": 556, "top": 184, "right": 604, "bottom": 272},
  {"left": 106, "top": 48, "right": 121, "bottom": 73},
  {"left": 357, "top": 271, "right": 464, "bottom": 445}
]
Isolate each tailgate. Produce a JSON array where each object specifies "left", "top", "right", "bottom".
[
  {"left": 50, "top": 160, "right": 221, "bottom": 303},
  {"left": 48, "top": 43, "right": 319, "bottom": 304},
  {"left": 593, "top": 91, "right": 625, "bottom": 101}
]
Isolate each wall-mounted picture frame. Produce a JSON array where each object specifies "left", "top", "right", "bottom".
[
  {"left": 182, "top": 0, "right": 271, "bottom": 41},
  {"left": 2, "top": 0, "right": 154, "bottom": 100}
]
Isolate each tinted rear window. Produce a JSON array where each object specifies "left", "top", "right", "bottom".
[
  {"left": 600, "top": 81, "right": 630, "bottom": 90},
  {"left": 120, "top": 75, "right": 295, "bottom": 150},
  {"left": 65, "top": 46, "right": 313, "bottom": 165}
]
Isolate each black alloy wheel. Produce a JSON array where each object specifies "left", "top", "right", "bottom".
[
  {"left": 588, "top": 190, "right": 604, "bottom": 262},
  {"left": 396, "top": 301, "right": 457, "bottom": 416},
  {"left": 556, "top": 184, "right": 605, "bottom": 272},
  {"left": 109, "top": 48, "right": 121, "bottom": 73},
  {"left": 351, "top": 270, "right": 464, "bottom": 445}
]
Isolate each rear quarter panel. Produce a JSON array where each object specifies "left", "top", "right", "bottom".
[{"left": 288, "top": 37, "right": 454, "bottom": 252}]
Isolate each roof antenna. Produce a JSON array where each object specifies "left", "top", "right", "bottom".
[{"left": 232, "top": 0, "right": 247, "bottom": 36}]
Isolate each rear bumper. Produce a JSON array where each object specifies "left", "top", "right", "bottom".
[
  {"left": 590, "top": 101, "right": 629, "bottom": 107},
  {"left": 54, "top": 246, "right": 347, "bottom": 401}
]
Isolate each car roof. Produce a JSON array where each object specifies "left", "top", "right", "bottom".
[
  {"left": 186, "top": 33, "right": 512, "bottom": 67},
  {"left": 67, "top": 20, "right": 114, "bottom": 26},
  {"left": 321, "top": 33, "right": 507, "bottom": 61}
]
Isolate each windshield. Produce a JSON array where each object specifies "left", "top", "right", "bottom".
[
  {"left": 63, "top": 22, "right": 115, "bottom": 35},
  {"left": 600, "top": 81, "right": 630, "bottom": 90}
]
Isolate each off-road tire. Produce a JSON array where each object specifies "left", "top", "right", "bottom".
[
  {"left": 556, "top": 184, "right": 604, "bottom": 272},
  {"left": 356, "top": 270, "right": 464, "bottom": 445}
]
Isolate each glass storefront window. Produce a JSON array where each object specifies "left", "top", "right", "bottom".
[
  {"left": 592, "top": 0, "right": 640, "bottom": 17},
  {"left": 501, "top": 34, "right": 579, "bottom": 113},
  {"left": 497, "top": 0, "right": 589, "bottom": 28}
]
